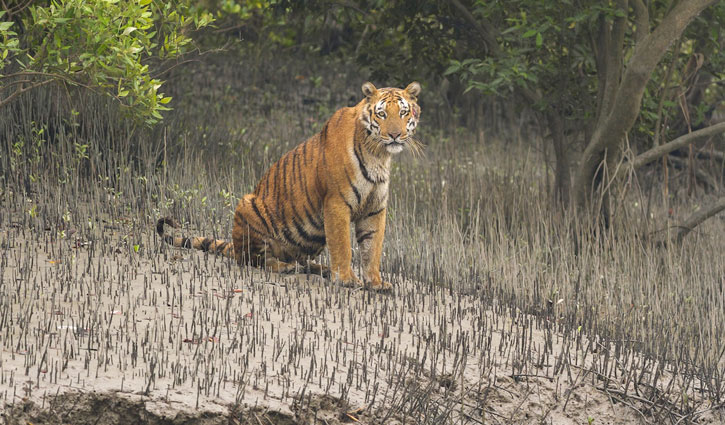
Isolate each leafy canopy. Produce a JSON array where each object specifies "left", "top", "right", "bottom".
[{"left": 0, "top": 0, "right": 213, "bottom": 124}]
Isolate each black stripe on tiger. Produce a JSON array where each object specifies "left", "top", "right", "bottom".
[
  {"left": 291, "top": 218, "right": 326, "bottom": 246},
  {"left": 281, "top": 198, "right": 325, "bottom": 249},
  {"left": 178, "top": 237, "right": 192, "bottom": 248},
  {"left": 281, "top": 153, "right": 290, "bottom": 198},
  {"left": 276, "top": 200, "right": 315, "bottom": 251},
  {"left": 356, "top": 230, "right": 375, "bottom": 244},
  {"left": 292, "top": 145, "right": 302, "bottom": 185},
  {"left": 251, "top": 199, "right": 273, "bottom": 235},
  {"left": 366, "top": 207, "right": 385, "bottom": 218},
  {"left": 235, "top": 209, "right": 268, "bottom": 237},
  {"left": 345, "top": 169, "right": 362, "bottom": 204},
  {"left": 273, "top": 155, "right": 283, "bottom": 211},
  {"left": 200, "top": 238, "right": 226, "bottom": 252},
  {"left": 288, "top": 196, "right": 312, "bottom": 236},
  {"left": 156, "top": 217, "right": 189, "bottom": 247},
  {"left": 303, "top": 204, "right": 324, "bottom": 230},
  {"left": 353, "top": 144, "right": 375, "bottom": 184},
  {"left": 338, "top": 190, "right": 354, "bottom": 211},
  {"left": 156, "top": 216, "right": 180, "bottom": 235}
]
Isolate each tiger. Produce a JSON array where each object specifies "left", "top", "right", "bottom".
[{"left": 157, "top": 81, "right": 422, "bottom": 291}]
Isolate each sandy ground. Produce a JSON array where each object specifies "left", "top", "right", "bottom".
[{"left": 0, "top": 219, "right": 721, "bottom": 424}]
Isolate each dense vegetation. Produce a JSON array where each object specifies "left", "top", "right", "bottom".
[
  {"left": 1, "top": 1, "right": 724, "bottom": 423},
  {"left": 3, "top": 0, "right": 724, "bottom": 216}
]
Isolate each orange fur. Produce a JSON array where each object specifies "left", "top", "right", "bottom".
[{"left": 157, "top": 82, "right": 422, "bottom": 290}]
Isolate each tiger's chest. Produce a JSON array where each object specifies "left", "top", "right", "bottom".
[
  {"left": 350, "top": 179, "right": 388, "bottom": 222},
  {"left": 346, "top": 146, "right": 390, "bottom": 222}
]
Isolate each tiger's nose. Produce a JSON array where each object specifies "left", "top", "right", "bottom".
[{"left": 388, "top": 131, "right": 401, "bottom": 140}]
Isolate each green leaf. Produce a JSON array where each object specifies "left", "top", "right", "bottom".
[
  {"left": 0, "top": 21, "right": 13, "bottom": 31},
  {"left": 122, "top": 26, "right": 137, "bottom": 36},
  {"left": 159, "top": 96, "right": 172, "bottom": 104},
  {"left": 536, "top": 32, "right": 543, "bottom": 47},
  {"left": 444, "top": 63, "right": 460, "bottom": 76},
  {"left": 522, "top": 29, "right": 537, "bottom": 38}
]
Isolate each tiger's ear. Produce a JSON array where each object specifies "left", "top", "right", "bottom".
[
  {"left": 405, "top": 82, "right": 421, "bottom": 99},
  {"left": 362, "top": 82, "right": 377, "bottom": 98}
]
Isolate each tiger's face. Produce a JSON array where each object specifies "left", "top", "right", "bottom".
[{"left": 360, "top": 82, "right": 421, "bottom": 154}]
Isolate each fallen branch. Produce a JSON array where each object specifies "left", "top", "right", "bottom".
[{"left": 674, "top": 196, "right": 725, "bottom": 242}]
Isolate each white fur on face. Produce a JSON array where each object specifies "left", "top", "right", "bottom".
[
  {"left": 385, "top": 143, "right": 404, "bottom": 154},
  {"left": 406, "top": 115, "right": 418, "bottom": 133}
]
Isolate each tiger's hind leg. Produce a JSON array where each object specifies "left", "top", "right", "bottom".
[
  {"left": 232, "top": 194, "right": 275, "bottom": 266},
  {"left": 233, "top": 193, "right": 297, "bottom": 274},
  {"left": 233, "top": 194, "right": 327, "bottom": 276}
]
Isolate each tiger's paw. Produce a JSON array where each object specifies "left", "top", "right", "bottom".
[
  {"left": 331, "top": 270, "right": 361, "bottom": 288},
  {"left": 305, "top": 261, "right": 330, "bottom": 278},
  {"left": 340, "top": 276, "right": 362, "bottom": 288},
  {"left": 365, "top": 279, "right": 392, "bottom": 292}
]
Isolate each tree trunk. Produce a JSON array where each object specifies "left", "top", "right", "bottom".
[
  {"left": 572, "top": 0, "right": 718, "bottom": 210},
  {"left": 546, "top": 110, "right": 570, "bottom": 205}
]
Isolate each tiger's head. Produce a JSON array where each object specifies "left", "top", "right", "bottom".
[{"left": 360, "top": 81, "right": 421, "bottom": 154}]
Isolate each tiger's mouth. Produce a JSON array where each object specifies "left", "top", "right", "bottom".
[{"left": 384, "top": 140, "right": 405, "bottom": 153}]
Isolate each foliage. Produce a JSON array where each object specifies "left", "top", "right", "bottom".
[
  {"left": 639, "top": 2, "right": 725, "bottom": 140},
  {"left": 0, "top": 0, "right": 213, "bottom": 124},
  {"left": 445, "top": 0, "right": 725, "bottom": 146}
]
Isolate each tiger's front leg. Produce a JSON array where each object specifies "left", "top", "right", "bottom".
[
  {"left": 355, "top": 209, "right": 392, "bottom": 291},
  {"left": 323, "top": 197, "right": 361, "bottom": 287}
]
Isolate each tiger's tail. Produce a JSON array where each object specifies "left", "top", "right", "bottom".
[{"left": 156, "top": 217, "right": 235, "bottom": 259}]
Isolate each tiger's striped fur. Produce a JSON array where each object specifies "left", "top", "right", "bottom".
[{"left": 157, "top": 81, "right": 422, "bottom": 290}]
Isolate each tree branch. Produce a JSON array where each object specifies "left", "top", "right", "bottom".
[
  {"left": 631, "top": 0, "right": 649, "bottom": 43},
  {"left": 692, "top": 149, "right": 725, "bottom": 163},
  {"left": 0, "top": 79, "right": 54, "bottom": 108},
  {"left": 448, "top": 0, "right": 501, "bottom": 56},
  {"left": 2, "top": 0, "right": 33, "bottom": 17},
  {"left": 596, "top": 0, "right": 629, "bottom": 132},
  {"left": 0, "top": 71, "right": 127, "bottom": 109},
  {"left": 618, "top": 122, "right": 725, "bottom": 179},
  {"left": 573, "top": 0, "right": 719, "bottom": 207},
  {"left": 674, "top": 196, "right": 725, "bottom": 242}
]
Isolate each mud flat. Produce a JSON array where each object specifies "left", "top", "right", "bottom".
[{"left": 0, "top": 219, "right": 717, "bottom": 424}]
